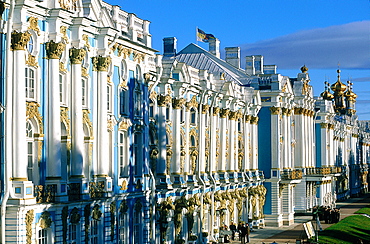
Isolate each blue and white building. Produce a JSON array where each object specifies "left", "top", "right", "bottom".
[{"left": 0, "top": 0, "right": 369, "bottom": 243}]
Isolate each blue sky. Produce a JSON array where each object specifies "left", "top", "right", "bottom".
[{"left": 110, "top": 0, "right": 370, "bottom": 120}]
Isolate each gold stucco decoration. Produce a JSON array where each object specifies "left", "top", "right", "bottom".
[
  {"left": 11, "top": 31, "right": 31, "bottom": 51},
  {"left": 39, "top": 211, "right": 52, "bottom": 229},
  {"left": 157, "top": 94, "right": 172, "bottom": 107},
  {"left": 133, "top": 50, "right": 145, "bottom": 63},
  {"left": 25, "top": 209, "right": 34, "bottom": 244},
  {"left": 59, "top": 62, "right": 67, "bottom": 73},
  {"left": 92, "top": 204, "right": 102, "bottom": 220},
  {"left": 201, "top": 104, "right": 209, "bottom": 114},
  {"left": 270, "top": 106, "right": 281, "bottom": 115},
  {"left": 118, "top": 119, "right": 132, "bottom": 131},
  {"left": 219, "top": 108, "right": 229, "bottom": 118},
  {"left": 121, "top": 48, "right": 132, "bottom": 59},
  {"left": 26, "top": 102, "right": 43, "bottom": 134},
  {"left": 26, "top": 55, "right": 39, "bottom": 67},
  {"left": 186, "top": 96, "right": 198, "bottom": 110},
  {"left": 69, "top": 48, "right": 86, "bottom": 64},
  {"left": 60, "top": 26, "right": 69, "bottom": 44},
  {"left": 27, "top": 17, "right": 40, "bottom": 36},
  {"left": 82, "top": 34, "right": 90, "bottom": 51},
  {"left": 149, "top": 91, "right": 158, "bottom": 101},
  {"left": 46, "top": 40, "right": 65, "bottom": 59},
  {"left": 60, "top": 107, "right": 70, "bottom": 136},
  {"left": 92, "top": 56, "right": 111, "bottom": 72},
  {"left": 59, "top": 0, "right": 78, "bottom": 11},
  {"left": 120, "top": 180, "right": 128, "bottom": 190},
  {"left": 81, "top": 66, "right": 89, "bottom": 77},
  {"left": 172, "top": 98, "right": 186, "bottom": 109},
  {"left": 82, "top": 109, "right": 93, "bottom": 136},
  {"left": 212, "top": 107, "right": 220, "bottom": 116}
]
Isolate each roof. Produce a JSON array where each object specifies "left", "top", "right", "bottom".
[{"left": 175, "top": 43, "right": 251, "bottom": 84}]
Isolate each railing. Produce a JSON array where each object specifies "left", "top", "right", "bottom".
[
  {"left": 89, "top": 181, "right": 106, "bottom": 199},
  {"left": 281, "top": 169, "right": 303, "bottom": 180},
  {"left": 306, "top": 166, "right": 342, "bottom": 176},
  {"left": 34, "top": 184, "right": 56, "bottom": 203},
  {"left": 68, "top": 183, "right": 81, "bottom": 201}
]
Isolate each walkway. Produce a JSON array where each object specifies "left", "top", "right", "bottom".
[{"left": 227, "top": 194, "right": 370, "bottom": 244}]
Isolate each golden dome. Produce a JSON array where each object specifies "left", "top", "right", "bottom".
[
  {"left": 330, "top": 69, "right": 347, "bottom": 93},
  {"left": 300, "top": 65, "right": 308, "bottom": 73},
  {"left": 321, "top": 90, "right": 334, "bottom": 100},
  {"left": 344, "top": 81, "right": 357, "bottom": 99}
]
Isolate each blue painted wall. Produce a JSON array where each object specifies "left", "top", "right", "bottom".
[
  {"left": 315, "top": 123, "right": 322, "bottom": 167},
  {"left": 258, "top": 107, "right": 272, "bottom": 178}
]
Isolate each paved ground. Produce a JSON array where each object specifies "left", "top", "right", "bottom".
[{"left": 225, "top": 193, "right": 370, "bottom": 244}]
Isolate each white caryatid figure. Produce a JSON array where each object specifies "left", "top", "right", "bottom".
[
  {"left": 10, "top": 31, "right": 35, "bottom": 203},
  {"left": 45, "top": 41, "right": 65, "bottom": 194}
]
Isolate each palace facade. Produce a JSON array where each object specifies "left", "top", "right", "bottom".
[{"left": 0, "top": 0, "right": 369, "bottom": 243}]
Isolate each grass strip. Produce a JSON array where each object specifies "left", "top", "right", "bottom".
[{"left": 318, "top": 214, "right": 370, "bottom": 244}]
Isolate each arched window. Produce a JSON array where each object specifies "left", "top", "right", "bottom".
[
  {"left": 190, "top": 108, "right": 197, "bottom": 125},
  {"left": 133, "top": 200, "right": 142, "bottom": 243},
  {"left": 134, "top": 65, "right": 142, "bottom": 117},
  {"left": 26, "top": 121, "right": 34, "bottom": 181}
]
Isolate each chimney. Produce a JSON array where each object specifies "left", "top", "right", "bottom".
[
  {"left": 163, "top": 37, "right": 177, "bottom": 57},
  {"left": 225, "top": 47, "right": 240, "bottom": 69},
  {"left": 209, "top": 38, "right": 220, "bottom": 58},
  {"left": 245, "top": 55, "right": 264, "bottom": 75},
  {"left": 245, "top": 56, "right": 255, "bottom": 75},
  {"left": 254, "top": 55, "right": 263, "bottom": 74}
]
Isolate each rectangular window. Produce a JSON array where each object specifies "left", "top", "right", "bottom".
[
  {"left": 134, "top": 134, "right": 141, "bottom": 176},
  {"left": 133, "top": 211, "right": 140, "bottom": 243},
  {"left": 90, "top": 220, "right": 98, "bottom": 244},
  {"left": 59, "top": 74, "right": 63, "bottom": 103},
  {"left": 119, "top": 212, "right": 126, "bottom": 244},
  {"left": 27, "top": 142, "right": 33, "bottom": 181},
  {"left": 82, "top": 78, "right": 87, "bottom": 107},
  {"left": 120, "top": 90, "right": 126, "bottom": 115},
  {"left": 25, "top": 67, "right": 35, "bottom": 99},
  {"left": 37, "top": 229, "right": 47, "bottom": 244},
  {"left": 107, "top": 85, "right": 112, "bottom": 112},
  {"left": 119, "top": 132, "right": 125, "bottom": 177},
  {"left": 68, "top": 224, "right": 77, "bottom": 244}
]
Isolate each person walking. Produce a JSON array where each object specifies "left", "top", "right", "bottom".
[
  {"left": 239, "top": 223, "right": 250, "bottom": 244},
  {"left": 230, "top": 222, "right": 237, "bottom": 240}
]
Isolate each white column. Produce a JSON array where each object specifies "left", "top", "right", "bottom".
[
  {"left": 93, "top": 56, "right": 111, "bottom": 177},
  {"left": 70, "top": 48, "right": 86, "bottom": 177},
  {"left": 199, "top": 105, "right": 207, "bottom": 173},
  {"left": 157, "top": 93, "right": 170, "bottom": 176},
  {"left": 251, "top": 116, "right": 259, "bottom": 170},
  {"left": 209, "top": 108, "right": 219, "bottom": 173},
  {"left": 12, "top": 43, "right": 28, "bottom": 180},
  {"left": 228, "top": 111, "right": 236, "bottom": 173},
  {"left": 243, "top": 115, "right": 251, "bottom": 171},
  {"left": 219, "top": 109, "right": 229, "bottom": 173},
  {"left": 45, "top": 41, "right": 65, "bottom": 179},
  {"left": 171, "top": 98, "right": 183, "bottom": 175},
  {"left": 10, "top": 31, "right": 35, "bottom": 203}
]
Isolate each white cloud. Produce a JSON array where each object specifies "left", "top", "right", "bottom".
[{"left": 240, "top": 21, "right": 370, "bottom": 69}]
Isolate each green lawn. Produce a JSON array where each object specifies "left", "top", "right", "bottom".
[
  {"left": 355, "top": 205, "right": 370, "bottom": 215},
  {"left": 317, "top": 214, "right": 370, "bottom": 244}
]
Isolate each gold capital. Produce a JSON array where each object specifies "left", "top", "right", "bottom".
[
  {"left": 11, "top": 31, "right": 31, "bottom": 51},
  {"left": 69, "top": 48, "right": 86, "bottom": 64},
  {"left": 45, "top": 41, "right": 65, "bottom": 59},
  {"left": 172, "top": 98, "right": 186, "bottom": 109},
  {"left": 219, "top": 108, "right": 229, "bottom": 118},
  {"left": 157, "top": 94, "right": 172, "bottom": 107},
  {"left": 92, "top": 56, "right": 111, "bottom": 72}
]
